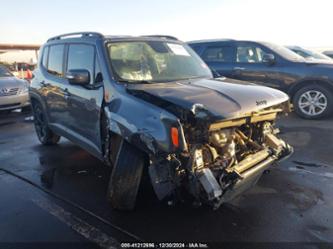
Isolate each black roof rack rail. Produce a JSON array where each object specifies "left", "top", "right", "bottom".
[
  {"left": 141, "top": 35, "right": 179, "bottom": 41},
  {"left": 47, "top": 32, "right": 104, "bottom": 42}
]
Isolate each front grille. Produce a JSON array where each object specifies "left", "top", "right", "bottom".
[
  {"left": 0, "top": 88, "right": 19, "bottom": 97},
  {"left": 0, "top": 103, "right": 20, "bottom": 108}
]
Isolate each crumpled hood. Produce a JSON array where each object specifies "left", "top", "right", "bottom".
[
  {"left": 0, "top": 76, "right": 26, "bottom": 89},
  {"left": 127, "top": 78, "right": 289, "bottom": 120}
]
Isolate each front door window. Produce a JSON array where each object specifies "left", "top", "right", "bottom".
[{"left": 236, "top": 46, "right": 266, "bottom": 63}]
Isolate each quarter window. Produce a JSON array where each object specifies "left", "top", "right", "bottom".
[
  {"left": 67, "top": 44, "right": 95, "bottom": 84},
  {"left": 236, "top": 46, "right": 266, "bottom": 63},
  {"left": 202, "top": 46, "right": 235, "bottom": 62},
  {"left": 47, "top": 45, "right": 65, "bottom": 77}
]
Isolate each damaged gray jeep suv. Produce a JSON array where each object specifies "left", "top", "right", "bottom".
[{"left": 30, "top": 32, "right": 293, "bottom": 210}]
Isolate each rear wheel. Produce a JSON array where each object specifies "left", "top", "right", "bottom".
[
  {"left": 107, "top": 139, "right": 146, "bottom": 210},
  {"left": 32, "top": 101, "right": 60, "bottom": 145},
  {"left": 293, "top": 84, "right": 333, "bottom": 119}
]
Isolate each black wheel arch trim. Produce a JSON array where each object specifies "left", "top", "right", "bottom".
[{"left": 29, "top": 91, "right": 50, "bottom": 123}]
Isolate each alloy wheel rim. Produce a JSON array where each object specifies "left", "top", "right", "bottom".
[{"left": 298, "top": 90, "right": 328, "bottom": 116}]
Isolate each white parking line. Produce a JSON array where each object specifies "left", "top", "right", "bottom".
[{"left": 33, "top": 198, "right": 119, "bottom": 249}]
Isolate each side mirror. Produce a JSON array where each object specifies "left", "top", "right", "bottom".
[
  {"left": 65, "top": 69, "right": 90, "bottom": 85},
  {"left": 262, "top": 54, "right": 275, "bottom": 65},
  {"left": 211, "top": 68, "right": 221, "bottom": 78}
]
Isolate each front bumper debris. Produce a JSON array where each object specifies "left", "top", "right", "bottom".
[{"left": 149, "top": 111, "right": 293, "bottom": 209}]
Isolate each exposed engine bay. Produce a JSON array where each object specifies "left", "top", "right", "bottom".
[{"left": 149, "top": 107, "right": 293, "bottom": 209}]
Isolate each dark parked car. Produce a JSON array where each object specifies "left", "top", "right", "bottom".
[
  {"left": 188, "top": 39, "right": 333, "bottom": 119},
  {"left": 287, "top": 46, "right": 332, "bottom": 62},
  {"left": 30, "top": 32, "right": 292, "bottom": 210}
]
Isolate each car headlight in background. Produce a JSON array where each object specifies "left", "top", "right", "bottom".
[{"left": 18, "top": 84, "right": 29, "bottom": 95}]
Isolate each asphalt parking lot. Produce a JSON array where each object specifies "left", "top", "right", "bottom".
[{"left": 0, "top": 110, "right": 332, "bottom": 249}]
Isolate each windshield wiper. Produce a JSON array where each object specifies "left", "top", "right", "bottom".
[
  {"left": 178, "top": 76, "right": 208, "bottom": 81},
  {"left": 118, "top": 76, "right": 208, "bottom": 84},
  {"left": 118, "top": 79, "right": 153, "bottom": 84}
]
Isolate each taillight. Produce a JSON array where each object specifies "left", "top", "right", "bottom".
[{"left": 171, "top": 127, "right": 179, "bottom": 148}]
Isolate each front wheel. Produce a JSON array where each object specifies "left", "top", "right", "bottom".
[
  {"left": 293, "top": 84, "right": 333, "bottom": 119},
  {"left": 32, "top": 101, "right": 60, "bottom": 145},
  {"left": 107, "top": 139, "right": 146, "bottom": 210}
]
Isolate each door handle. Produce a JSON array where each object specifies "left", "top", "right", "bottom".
[{"left": 233, "top": 67, "right": 245, "bottom": 71}]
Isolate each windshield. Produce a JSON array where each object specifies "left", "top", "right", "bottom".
[
  {"left": 310, "top": 51, "right": 332, "bottom": 60},
  {"left": 296, "top": 48, "right": 331, "bottom": 60},
  {"left": 0, "top": 66, "right": 13, "bottom": 77},
  {"left": 107, "top": 41, "right": 212, "bottom": 83},
  {"left": 263, "top": 42, "right": 305, "bottom": 62}
]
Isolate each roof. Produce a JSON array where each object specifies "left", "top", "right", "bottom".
[
  {"left": 46, "top": 32, "right": 180, "bottom": 43},
  {"left": 104, "top": 35, "right": 181, "bottom": 43},
  {"left": 187, "top": 38, "right": 235, "bottom": 44},
  {"left": 187, "top": 39, "right": 273, "bottom": 46}
]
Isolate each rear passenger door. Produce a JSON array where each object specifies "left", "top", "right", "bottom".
[
  {"left": 64, "top": 43, "right": 104, "bottom": 155},
  {"left": 42, "top": 44, "right": 70, "bottom": 131},
  {"left": 200, "top": 44, "right": 236, "bottom": 78}
]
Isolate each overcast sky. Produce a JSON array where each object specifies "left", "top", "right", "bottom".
[{"left": 1, "top": 0, "right": 332, "bottom": 62}]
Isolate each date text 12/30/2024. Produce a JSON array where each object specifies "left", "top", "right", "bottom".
[{"left": 120, "top": 242, "right": 209, "bottom": 248}]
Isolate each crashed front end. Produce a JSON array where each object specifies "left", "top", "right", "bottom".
[{"left": 149, "top": 103, "right": 293, "bottom": 209}]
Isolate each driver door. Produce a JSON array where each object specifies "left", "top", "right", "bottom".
[
  {"left": 64, "top": 43, "right": 104, "bottom": 155},
  {"left": 231, "top": 44, "right": 270, "bottom": 85}
]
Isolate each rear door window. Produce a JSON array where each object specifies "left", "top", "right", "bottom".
[
  {"left": 202, "top": 46, "right": 235, "bottom": 62},
  {"left": 47, "top": 44, "right": 65, "bottom": 77},
  {"left": 190, "top": 44, "right": 202, "bottom": 54}
]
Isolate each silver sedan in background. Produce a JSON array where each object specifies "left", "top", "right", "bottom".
[{"left": 0, "top": 65, "right": 30, "bottom": 113}]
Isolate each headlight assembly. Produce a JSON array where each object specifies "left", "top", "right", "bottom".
[{"left": 18, "top": 85, "right": 29, "bottom": 94}]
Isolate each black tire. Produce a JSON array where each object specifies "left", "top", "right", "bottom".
[
  {"left": 21, "top": 105, "right": 31, "bottom": 113},
  {"left": 32, "top": 101, "right": 60, "bottom": 145},
  {"left": 107, "top": 139, "right": 146, "bottom": 210},
  {"left": 293, "top": 84, "right": 333, "bottom": 119}
]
